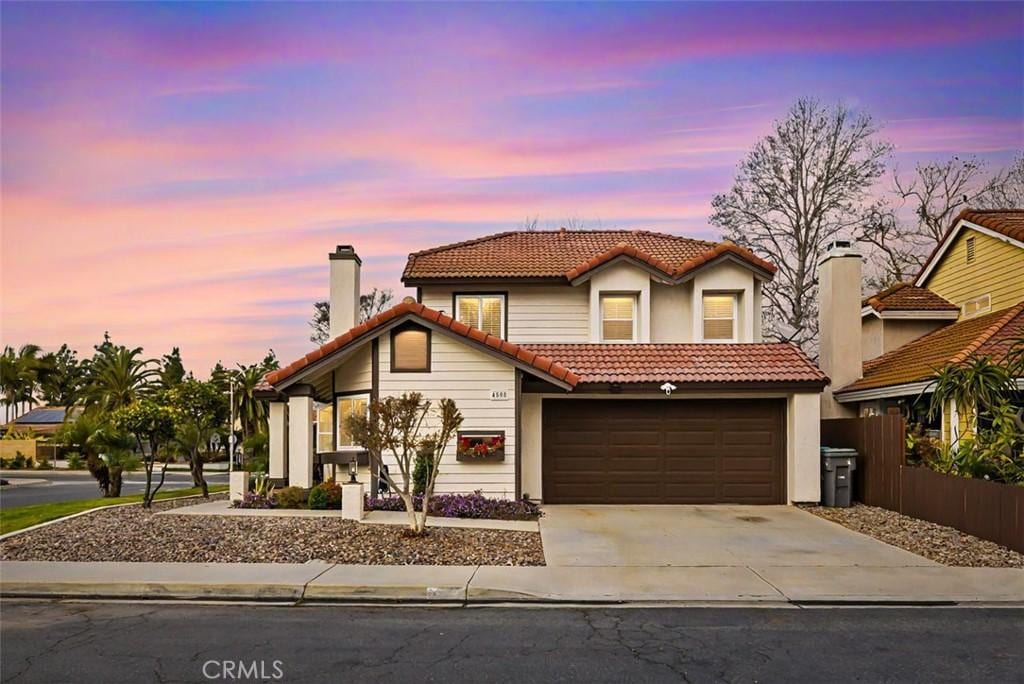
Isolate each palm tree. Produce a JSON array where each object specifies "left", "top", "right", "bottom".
[
  {"left": 55, "top": 410, "right": 138, "bottom": 497},
  {"left": 929, "top": 354, "right": 1016, "bottom": 439},
  {"left": 84, "top": 344, "right": 159, "bottom": 412},
  {"left": 0, "top": 344, "right": 47, "bottom": 421},
  {"left": 232, "top": 364, "right": 269, "bottom": 442}
]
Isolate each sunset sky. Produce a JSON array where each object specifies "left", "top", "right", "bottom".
[{"left": 2, "top": 2, "right": 1022, "bottom": 375}]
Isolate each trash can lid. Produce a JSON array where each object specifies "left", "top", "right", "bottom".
[{"left": 820, "top": 447, "right": 858, "bottom": 457}]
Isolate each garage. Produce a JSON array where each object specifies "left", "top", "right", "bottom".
[{"left": 541, "top": 398, "right": 786, "bottom": 504}]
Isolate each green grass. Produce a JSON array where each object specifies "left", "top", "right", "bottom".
[{"left": 0, "top": 484, "right": 228, "bottom": 536}]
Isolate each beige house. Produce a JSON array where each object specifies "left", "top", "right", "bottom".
[
  {"left": 821, "top": 208, "right": 1024, "bottom": 441},
  {"left": 261, "top": 230, "right": 827, "bottom": 504}
]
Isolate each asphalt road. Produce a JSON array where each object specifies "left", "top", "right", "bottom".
[
  {"left": 0, "top": 470, "right": 229, "bottom": 508},
  {"left": 1, "top": 602, "right": 1021, "bottom": 683}
]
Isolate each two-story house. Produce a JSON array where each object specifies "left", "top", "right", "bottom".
[
  {"left": 820, "top": 209, "right": 1024, "bottom": 442},
  {"left": 261, "top": 229, "right": 827, "bottom": 505}
]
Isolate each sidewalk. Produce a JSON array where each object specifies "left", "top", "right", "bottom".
[{"left": 2, "top": 560, "right": 1021, "bottom": 605}]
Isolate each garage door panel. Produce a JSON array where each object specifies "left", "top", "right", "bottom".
[{"left": 543, "top": 398, "right": 785, "bottom": 504}]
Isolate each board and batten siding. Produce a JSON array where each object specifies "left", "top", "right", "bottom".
[
  {"left": 377, "top": 330, "right": 517, "bottom": 498},
  {"left": 924, "top": 228, "right": 1024, "bottom": 313},
  {"left": 420, "top": 284, "right": 590, "bottom": 344}
]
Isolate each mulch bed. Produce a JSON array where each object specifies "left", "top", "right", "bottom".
[
  {"left": 0, "top": 495, "right": 545, "bottom": 566},
  {"left": 801, "top": 503, "right": 1023, "bottom": 568}
]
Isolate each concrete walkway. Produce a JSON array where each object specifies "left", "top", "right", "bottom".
[{"left": 2, "top": 561, "right": 1021, "bottom": 604}]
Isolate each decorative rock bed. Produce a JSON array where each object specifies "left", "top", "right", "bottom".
[
  {"left": 0, "top": 495, "right": 545, "bottom": 566},
  {"left": 802, "top": 503, "right": 1024, "bottom": 568}
]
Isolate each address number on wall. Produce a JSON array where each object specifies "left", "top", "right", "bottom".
[{"left": 489, "top": 389, "right": 511, "bottom": 401}]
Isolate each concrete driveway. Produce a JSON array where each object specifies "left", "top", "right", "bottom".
[{"left": 540, "top": 505, "right": 936, "bottom": 567}]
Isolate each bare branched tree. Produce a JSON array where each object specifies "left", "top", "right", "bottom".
[
  {"left": 520, "top": 215, "right": 540, "bottom": 231},
  {"left": 309, "top": 287, "right": 395, "bottom": 344},
  {"left": 858, "top": 153, "right": 1023, "bottom": 288},
  {"left": 710, "top": 98, "right": 891, "bottom": 354}
]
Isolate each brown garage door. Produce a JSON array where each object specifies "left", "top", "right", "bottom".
[{"left": 542, "top": 398, "right": 786, "bottom": 504}]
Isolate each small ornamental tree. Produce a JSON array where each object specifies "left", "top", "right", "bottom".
[
  {"left": 347, "top": 393, "right": 463, "bottom": 535},
  {"left": 166, "top": 380, "right": 229, "bottom": 497},
  {"left": 113, "top": 399, "right": 177, "bottom": 508}
]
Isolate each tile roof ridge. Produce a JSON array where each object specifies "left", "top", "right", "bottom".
[
  {"left": 949, "top": 301, "right": 1024, "bottom": 364},
  {"left": 406, "top": 230, "right": 520, "bottom": 258}
]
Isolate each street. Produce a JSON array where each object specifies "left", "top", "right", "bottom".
[
  {"left": 0, "top": 470, "right": 230, "bottom": 508},
  {"left": 1, "top": 602, "right": 1021, "bottom": 683}
]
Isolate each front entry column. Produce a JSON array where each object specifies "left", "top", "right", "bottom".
[
  {"left": 268, "top": 401, "right": 288, "bottom": 481},
  {"left": 287, "top": 393, "right": 315, "bottom": 489}
]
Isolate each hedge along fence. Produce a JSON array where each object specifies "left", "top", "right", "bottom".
[{"left": 821, "top": 416, "right": 1024, "bottom": 554}]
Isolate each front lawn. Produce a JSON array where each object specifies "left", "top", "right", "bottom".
[{"left": 1, "top": 485, "right": 228, "bottom": 535}]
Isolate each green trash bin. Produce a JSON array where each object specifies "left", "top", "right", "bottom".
[{"left": 820, "top": 447, "right": 857, "bottom": 507}]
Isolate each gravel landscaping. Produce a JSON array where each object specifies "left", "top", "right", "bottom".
[
  {"left": 802, "top": 503, "right": 1024, "bottom": 568},
  {"left": 0, "top": 495, "right": 544, "bottom": 566}
]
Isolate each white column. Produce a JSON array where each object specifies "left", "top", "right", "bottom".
[
  {"left": 268, "top": 402, "right": 288, "bottom": 480},
  {"left": 787, "top": 392, "right": 822, "bottom": 504},
  {"left": 288, "top": 394, "right": 315, "bottom": 488}
]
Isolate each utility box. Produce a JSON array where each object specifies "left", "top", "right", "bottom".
[{"left": 820, "top": 447, "right": 857, "bottom": 507}]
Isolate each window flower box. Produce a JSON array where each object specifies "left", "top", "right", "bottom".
[{"left": 456, "top": 431, "right": 506, "bottom": 463}]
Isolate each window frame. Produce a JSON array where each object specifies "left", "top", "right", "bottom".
[
  {"left": 961, "top": 293, "right": 991, "bottom": 319},
  {"left": 314, "top": 401, "right": 335, "bottom": 454},
  {"left": 599, "top": 292, "right": 638, "bottom": 343},
  {"left": 701, "top": 291, "right": 739, "bottom": 343},
  {"left": 334, "top": 391, "right": 371, "bottom": 451},
  {"left": 389, "top": 322, "right": 432, "bottom": 373},
  {"left": 452, "top": 292, "right": 508, "bottom": 339}
]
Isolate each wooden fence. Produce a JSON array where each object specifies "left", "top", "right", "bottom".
[
  {"left": 821, "top": 415, "right": 1024, "bottom": 554},
  {"left": 820, "top": 414, "right": 905, "bottom": 510}
]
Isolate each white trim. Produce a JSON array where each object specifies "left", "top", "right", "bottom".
[
  {"left": 454, "top": 293, "right": 506, "bottom": 339},
  {"left": 834, "top": 379, "right": 935, "bottom": 403},
  {"left": 335, "top": 393, "right": 370, "bottom": 449},
  {"left": 915, "top": 220, "right": 1024, "bottom": 286},
  {"left": 700, "top": 292, "right": 739, "bottom": 343},
  {"left": 860, "top": 306, "right": 959, "bottom": 320}
]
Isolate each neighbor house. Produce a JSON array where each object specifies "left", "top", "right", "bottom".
[
  {"left": 820, "top": 208, "right": 1024, "bottom": 442},
  {"left": 260, "top": 230, "right": 828, "bottom": 504}
]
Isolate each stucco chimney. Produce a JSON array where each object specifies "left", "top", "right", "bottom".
[
  {"left": 329, "top": 245, "right": 361, "bottom": 338},
  {"left": 818, "top": 240, "right": 862, "bottom": 418}
]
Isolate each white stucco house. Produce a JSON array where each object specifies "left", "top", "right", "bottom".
[{"left": 259, "top": 229, "right": 828, "bottom": 504}]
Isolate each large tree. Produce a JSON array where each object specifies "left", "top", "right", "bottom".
[
  {"left": 859, "top": 153, "right": 1024, "bottom": 288},
  {"left": 710, "top": 98, "right": 891, "bottom": 353},
  {"left": 309, "top": 288, "right": 394, "bottom": 344},
  {"left": 84, "top": 338, "right": 159, "bottom": 412},
  {"left": 38, "top": 344, "right": 87, "bottom": 410},
  {"left": 166, "top": 380, "right": 228, "bottom": 496}
]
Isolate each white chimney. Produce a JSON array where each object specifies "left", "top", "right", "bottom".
[
  {"left": 818, "top": 240, "right": 862, "bottom": 418},
  {"left": 329, "top": 245, "right": 361, "bottom": 338}
]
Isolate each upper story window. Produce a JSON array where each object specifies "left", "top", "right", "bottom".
[
  {"left": 455, "top": 294, "right": 506, "bottom": 338},
  {"left": 336, "top": 394, "right": 369, "bottom": 448},
  {"left": 702, "top": 293, "right": 737, "bottom": 341},
  {"left": 391, "top": 324, "right": 431, "bottom": 372},
  {"left": 601, "top": 294, "right": 637, "bottom": 342},
  {"left": 962, "top": 293, "right": 990, "bottom": 319}
]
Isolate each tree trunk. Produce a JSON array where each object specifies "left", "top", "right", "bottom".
[
  {"left": 108, "top": 467, "right": 124, "bottom": 497},
  {"left": 190, "top": 450, "right": 208, "bottom": 497}
]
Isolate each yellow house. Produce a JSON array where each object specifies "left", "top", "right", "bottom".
[{"left": 832, "top": 208, "right": 1024, "bottom": 441}]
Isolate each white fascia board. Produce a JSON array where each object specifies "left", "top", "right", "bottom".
[
  {"left": 916, "top": 220, "right": 1024, "bottom": 286},
  {"left": 834, "top": 380, "right": 934, "bottom": 403},
  {"left": 878, "top": 310, "right": 960, "bottom": 320}
]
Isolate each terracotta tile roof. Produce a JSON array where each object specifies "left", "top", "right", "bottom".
[
  {"left": 564, "top": 240, "right": 776, "bottom": 282},
  {"left": 522, "top": 343, "right": 827, "bottom": 386},
  {"left": 917, "top": 208, "right": 1024, "bottom": 282},
  {"left": 838, "top": 301, "right": 1024, "bottom": 394},
  {"left": 265, "top": 302, "right": 580, "bottom": 388},
  {"left": 862, "top": 282, "right": 957, "bottom": 313},
  {"left": 957, "top": 208, "right": 1024, "bottom": 242},
  {"left": 402, "top": 229, "right": 758, "bottom": 281}
]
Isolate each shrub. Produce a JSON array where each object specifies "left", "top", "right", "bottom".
[
  {"left": 66, "top": 453, "right": 85, "bottom": 470},
  {"left": 275, "top": 486, "right": 308, "bottom": 509},
  {"left": 9, "top": 453, "right": 26, "bottom": 470},
  {"left": 35, "top": 454, "right": 51, "bottom": 470},
  {"left": 364, "top": 491, "right": 542, "bottom": 520},
  {"left": 307, "top": 482, "right": 343, "bottom": 510},
  {"left": 233, "top": 492, "right": 277, "bottom": 509},
  {"left": 412, "top": 440, "right": 435, "bottom": 496}
]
